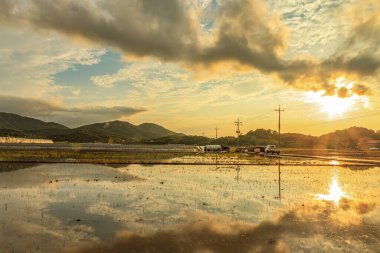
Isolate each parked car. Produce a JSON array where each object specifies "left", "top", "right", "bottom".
[
  {"left": 253, "top": 146, "right": 266, "bottom": 155},
  {"left": 221, "top": 146, "right": 230, "bottom": 152},
  {"left": 234, "top": 147, "right": 248, "bottom": 153},
  {"left": 265, "top": 145, "right": 280, "bottom": 154}
]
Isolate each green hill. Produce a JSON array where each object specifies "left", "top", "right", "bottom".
[
  {"left": 0, "top": 112, "right": 68, "bottom": 131},
  {"left": 45, "top": 121, "right": 182, "bottom": 143},
  {"left": 317, "top": 127, "right": 379, "bottom": 149},
  {"left": 0, "top": 113, "right": 182, "bottom": 143},
  {"left": 147, "top": 126, "right": 380, "bottom": 149},
  {"left": 137, "top": 123, "right": 184, "bottom": 139}
]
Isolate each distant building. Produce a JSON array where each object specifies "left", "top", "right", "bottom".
[{"left": 0, "top": 137, "right": 53, "bottom": 144}]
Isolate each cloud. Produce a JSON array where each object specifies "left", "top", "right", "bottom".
[
  {"left": 0, "top": 24, "right": 105, "bottom": 98},
  {"left": 0, "top": 95, "right": 63, "bottom": 117},
  {"left": 0, "top": 0, "right": 199, "bottom": 61},
  {"left": 0, "top": 0, "right": 379, "bottom": 97},
  {"left": 0, "top": 95, "right": 146, "bottom": 127},
  {"left": 62, "top": 198, "right": 379, "bottom": 253},
  {"left": 90, "top": 61, "right": 189, "bottom": 89}
]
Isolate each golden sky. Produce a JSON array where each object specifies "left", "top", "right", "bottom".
[{"left": 0, "top": 0, "right": 379, "bottom": 136}]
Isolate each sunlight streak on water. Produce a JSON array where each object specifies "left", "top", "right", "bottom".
[
  {"left": 316, "top": 173, "right": 348, "bottom": 204},
  {"left": 329, "top": 160, "right": 340, "bottom": 165}
]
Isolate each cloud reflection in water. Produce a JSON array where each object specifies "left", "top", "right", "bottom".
[
  {"left": 0, "top": 163, "right": 379, "bottom": 252},
  {"left": 63, "top": 198, "right": 379, "bottom": 253}
]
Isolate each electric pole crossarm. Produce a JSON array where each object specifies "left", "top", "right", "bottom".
[
  {"left": 215, "top": 126, "right": 219, "bottom": 139},
  {"left": 274, "top": 105, "right": 284, "bottom": 149},
  {"left": 234, "top": 118, "right": 243, "bottom": 147}
]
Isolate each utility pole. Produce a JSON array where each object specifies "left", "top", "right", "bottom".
[
  {"left": 215, "top": 126, "right": 219, "bottom": 139},
  {"left": 202, "top": 132, "right": 205, "bottom": 137},
  {"left": 234, "top": 118, "right": 242, "bottom": 147},
  {"left": 278, "top": 158, "right": 281, "bottom": 201},
  {"left": 274, "top": 105, "right": 284, "bottom": 149}
]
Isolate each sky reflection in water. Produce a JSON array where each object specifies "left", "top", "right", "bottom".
[{"left": 0, "top": 163, "right": 379, "bottom": 252}]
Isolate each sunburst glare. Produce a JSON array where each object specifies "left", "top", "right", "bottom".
[{"left": 304, "top": 77, "right": 369, "bottom": 118}]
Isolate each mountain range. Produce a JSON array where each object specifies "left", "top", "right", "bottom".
[
  {"left": 0, "top": 112, "right": 379, "bottom": 149},
  {"left": 0, "top": 112, "right": 182, "bottom": 143}
]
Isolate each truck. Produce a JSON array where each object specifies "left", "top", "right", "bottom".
[
  {"left": 197, "top": 145, "right": 229, "bottom": 153},
  {"left": 205, "top": 145, "right": 222, "bottom": 152},
  {"left": 265, "top": 145, "right": 280, "bottom": 155}
]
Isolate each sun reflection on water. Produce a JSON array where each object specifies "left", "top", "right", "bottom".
[
  {"left": 316, "top": 174, "right": 348, "bottom": 205},
  {"left": 329, "top": 160, "right": 340, "bottom": 165}
]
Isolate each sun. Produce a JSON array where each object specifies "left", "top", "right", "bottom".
[
  {"left": 308, "top": 91, "right": 357, "bottom": 118},
  {"left": 304, "top": 77, "right": 369, "bottom": 118}
]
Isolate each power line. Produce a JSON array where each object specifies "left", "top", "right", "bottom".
[{"left": 244, "top": 109, "right": 274, "bottom": 122}]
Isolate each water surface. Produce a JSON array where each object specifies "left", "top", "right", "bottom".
[{"left": 0, "top": 163, "right": 379, "bottom": 252}]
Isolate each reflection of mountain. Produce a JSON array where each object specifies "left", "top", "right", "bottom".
[{"left": 343, "top": 165, "right": 378, "bottom": 170}]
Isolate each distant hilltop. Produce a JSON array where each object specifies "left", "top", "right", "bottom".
[
  {"left": 0, "top": 112, "right": 379, "bottom": 149},
  {"left": 146, "top": 127, "right": 380, "bottom": 150},
  {"left": 0, "top": 112, "right": 183, "bottom": 144}
]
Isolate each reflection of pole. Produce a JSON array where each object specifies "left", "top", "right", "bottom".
[
  {"left": 235, "top": 166, "right": 241, "bottom": 182},
  {"left": 278, "top": 159, "right": 281, "bottom": 201}
]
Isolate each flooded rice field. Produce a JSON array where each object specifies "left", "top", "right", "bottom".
[{"left": 0, "top": 163, "right": 379, "bottom": 253}]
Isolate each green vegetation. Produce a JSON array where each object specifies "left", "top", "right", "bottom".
[
  {"left": 1, "top": 112, "right": 380, "bottom": 149},
  {"left": 0, "top": 112, "right": 183, "bottom": 143},
  {"left": 147, "top": 127, "right": 380, "bottom": 149},
  {"left": 0, "top": 112, "right": 67, "bottom": 131}
]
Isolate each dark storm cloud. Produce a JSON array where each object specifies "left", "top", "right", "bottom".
[
  {"left": 0, "top": 95, "right": 146, "bottom": 126},
  {"left": 28, "top": 0, "right": 198, "bottom": 61},
  {"left": 0, "top": 0, "right": 379, "bottom": 96},
  {"left": 197, "top": 0, "right": 288, "bottom": 73},
  {"left": 2, "top": 0, "right": 283, "bottom": 68},
  {"left": 63, "top": 198, "right": 379, "bottom": 253}
]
